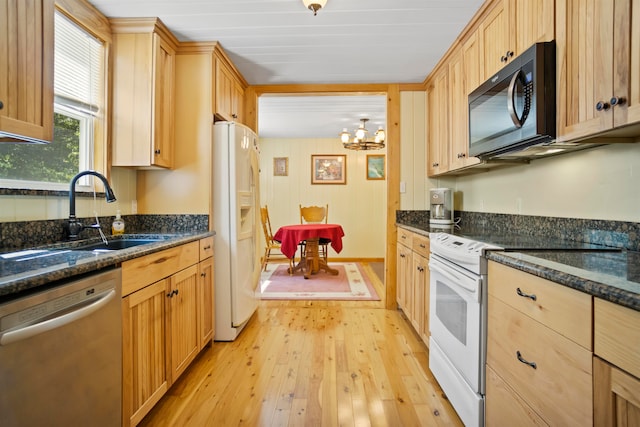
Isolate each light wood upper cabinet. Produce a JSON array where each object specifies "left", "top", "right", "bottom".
[
  {"left": 479, "top": 0, "right": 554, "bottom": 81},
  {"left": 0, "top": 0, "right": 54, "bottom": 143},
  {"left": 214, "top": 52, "right": 246, "bottom": 123},
  {"left": 111, "top": 18, "right": 178, "bottom": 168},
  {"left": 427, "top": 69, "right": 449, "bottom": 176},
  {"left": 557, "top": 0, "right": 640, "bottom": 142},
  {"left": 514, "top": 0, "right": 555, "bottom": 55},
  {"left": 449, "top": 33, "right": 482, "bottom": 171},
  {"left": 479, "top": 0, "right": 513, "bottom": 80}
]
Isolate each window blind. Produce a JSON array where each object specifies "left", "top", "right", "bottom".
[{"left": 54, "top": 12, "right": 102, "bottom": 114}]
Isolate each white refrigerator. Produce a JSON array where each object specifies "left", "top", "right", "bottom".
[{"left": 213, "top": 121, "right": 261, "bottom": 341}]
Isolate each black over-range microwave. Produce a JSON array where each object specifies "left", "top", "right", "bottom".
[{"left": 468, "top": 41, "right": 556, "bottom": 159}]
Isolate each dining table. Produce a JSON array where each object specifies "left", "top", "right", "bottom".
[{"left": 273, "top": 224, "right": 345, "bottom": 279}]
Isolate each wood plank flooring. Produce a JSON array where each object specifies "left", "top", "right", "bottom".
[{"left": 139, "top": 263, "right": 463, "bottom": 426}]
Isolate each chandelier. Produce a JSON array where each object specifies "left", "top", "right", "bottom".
[
  {"left": 341, "top": 118, "right": 386, "bottom": 151},
  {"left": 302, "top": 0, "right": 327, "bottom": 16}
]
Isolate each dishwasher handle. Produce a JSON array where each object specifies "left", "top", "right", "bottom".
[{"left": 0, "top": 289, "right": 116, "bottom": 346}]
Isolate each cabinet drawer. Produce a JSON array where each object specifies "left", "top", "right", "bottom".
[
  {"left": 412, "top": 234, "right": 430, "bottom": 258},
  {"left": 487, "top": 295, "right": 593, "bottom": 426},
  {"left": 486, "top": 366, "right": 546, "bottom": 427},
  {"left": 488, "top": 261, "right": 592, "bottom": 349},
  {"left": 594, "top": 298, "right": 640, "bottom": 379},
  {"left": 199, "top": 236, "right": 214, "bottom": 260},
  {"left": 122, "top": 242, "right": 199, "bottom": 296},
  {"left": 397, "top": 227, "right": 414, "bottom": 247}
]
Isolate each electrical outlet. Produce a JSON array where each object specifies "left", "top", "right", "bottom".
[
  {"left": 131, "top": 200, "right": 138, "bottom": 214},
  {"left": 516, "top": 198, "right": 522, "bottom": 214},
  {"left": 400, "top": 181, "right": 406, "bottom": 193},
  {"left": 480, "top": 199, "right": 484, "bottom": 210}
]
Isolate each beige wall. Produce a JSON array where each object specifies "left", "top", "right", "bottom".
[
  {"left": 0, "top": 167, "right": 137, "bottom": 222},
  {"left": 136, "top": 53, "right": 213, "bottom": 215},
  {"left": 259, "top": 137, "right": 387, "bottom": 259},
  {"left": 454, "top": 143, "right": 640, "bottom": 222}
]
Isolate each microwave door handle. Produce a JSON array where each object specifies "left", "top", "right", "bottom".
[{"left": 507, "top": 70, "right": 524, "bottom": 128}]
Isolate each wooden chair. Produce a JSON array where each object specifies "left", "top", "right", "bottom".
[
  {"left": 299, "top": 204, "right": 330, "bottom": 262},
  {"left": 260, "top": 205, "right": 291, "bottom": 272}
]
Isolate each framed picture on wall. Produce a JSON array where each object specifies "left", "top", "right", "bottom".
[
  {"left": 273, "top": 157, "right": 288, "bottom": 176},
  {"left": 366, "top": 154, "right": 385, "bottom": 180},
  {"left": 311, "top": 154, "right": 347, "bottom": 184}
]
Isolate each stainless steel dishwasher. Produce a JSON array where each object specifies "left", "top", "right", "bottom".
[{"left": 0, "top": 268, "right": 122, "bottom": 426}]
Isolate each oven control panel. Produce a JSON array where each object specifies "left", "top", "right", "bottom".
[{"left": 430, "top": 232, "right": 502, "bottom": 274}]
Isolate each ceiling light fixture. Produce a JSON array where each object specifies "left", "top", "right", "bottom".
[
  {"left": 341, "top": 118, "right": 386, "bottom": 151},
  {"left": 302, "top": 0, "right": 327, "bottom": 16}
]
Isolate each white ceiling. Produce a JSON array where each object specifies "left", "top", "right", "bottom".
[{"left": 87, "top": 0, "right": 484, "bottom": 138}]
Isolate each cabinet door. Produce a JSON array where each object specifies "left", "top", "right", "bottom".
[
  {"left": 198, "top": 257, "right": 214, "bottom": 348},
  {"left": 427, "top": 69, "right": 449, "bottom": 176},
  {"left": 111, "top": 20, "right": 176, "bottom": 168},
  {"left": 412, "top": 251, "right": 429, "bottom": 345},
  {"left": 594, "top": 356, "right": 640, "bottom": 427},
  {"left": 514, "top": 0, "right": 555, "bottom": 55},
  {"left": 232, "top": 80, "right": 244, "bottom": 122},
  {"left": 122, "top": 279, "right": 170, "bottom": 427},
  {"left": 152, "top": 34, "right": 175, "bottom": 168},
  {"left": 215, "top": 59, "right": 234, "bottom": 121},
  {"left": 0, "top": 0, "right": 54, "bottom": 143},
  {"left": 612, "top": 0, "right": 640, "bottom": 128},
  {"left": 479, "top": 0, "right": 513, "bottom": 79},
  {"left": 556, "top": 0, "right": 615, "bottom": 141},
  {"left": 168, "top": 264, "right": 200, "bottom": 383},
  {"left": 396, "top": 243, "right": 412, "bottom": 312},
  {"left": 410, "top": 252, "right": 425, "bottom": 334}
]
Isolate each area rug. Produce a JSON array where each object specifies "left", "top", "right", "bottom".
[{"left": 258, "top": 262, "right": 380, "bottom": 301}]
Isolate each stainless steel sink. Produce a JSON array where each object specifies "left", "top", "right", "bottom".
[{"left": 73, "top": 238, "right": 163, "bottom": 251}]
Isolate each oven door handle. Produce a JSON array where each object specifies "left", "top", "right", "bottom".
[{"left": 429, "top": 260, "right": 478, "bottom": 294}]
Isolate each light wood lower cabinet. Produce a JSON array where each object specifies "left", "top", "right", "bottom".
[
  {"left": 122, "top": 238, "right": 214, "bottom": 427},
  {"left": 396, "top": 227, "right": 430, "bottom": 347},
  {"left": 486, "top": 260, "right": 593, "bottom": 426},
  {"left": 594, "top": 298, "right": 640, "bottom": 426}
]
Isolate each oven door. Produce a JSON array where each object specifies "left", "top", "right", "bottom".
[{"left": 429, "top": 254, "right": 481, "bottom": 392}]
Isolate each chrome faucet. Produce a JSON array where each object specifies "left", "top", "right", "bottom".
[{"left": 64, "top": 170, "right": 117, "bottom": 240}]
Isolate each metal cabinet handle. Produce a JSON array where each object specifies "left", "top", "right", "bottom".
[
  {"left": 400, "top": 253, "right": 405, "bottom": 258},
  {"left": 595, "top": 101, "right": 611, "bottom": 111},
  {"left": 203, "top": 244, "right": 212, "bottom": 250},
  {"left": 610, "top": 96, "right": 626, "bottom": 106},
  {"left": 516, "top": 351, "right": 537, "bottom": 369},
  {"left": 0, "top": 100, "right": 3, "bottom": 110},
  {"left": 516, "top": 287, "right": 537, "bottom": 301}
]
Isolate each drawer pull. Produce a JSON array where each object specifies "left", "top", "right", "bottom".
[
  {"left": 516, "top": 351, "right": 537, "bottom": 369},
  {"left": 419, "top": 244, "right": 426, "bottom": 248},
  {"left": 516, "top": 287, "right": 537, "bottom": 301},
  {"left": 203, "top": 245, "right": 212, "bottom": 250}
]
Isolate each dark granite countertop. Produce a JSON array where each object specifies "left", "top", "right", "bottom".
[
  {"left": 396, "top": 221, "right": 640, "bottom": 312},
  {"left": 486, "top": 250, "right": 640, "bottom": 312},
  {"left": 0, "top": 231, "right": 214, "bottom": 303}
]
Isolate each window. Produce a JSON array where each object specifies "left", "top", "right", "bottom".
[{"left": 0, "top": 11, "right": 104, "bottom": 190}]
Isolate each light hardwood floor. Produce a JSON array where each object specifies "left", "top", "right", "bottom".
[{"left": 139, "top": 263, "right": 463, "bottom": 426}]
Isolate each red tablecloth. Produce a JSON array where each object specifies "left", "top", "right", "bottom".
[{"left": 273, "top": 224, "right": 345, "bottom": 259}]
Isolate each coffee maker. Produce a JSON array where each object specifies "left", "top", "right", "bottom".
[{"left": 429, "top": 188, "right": 454, "bottom": 225}]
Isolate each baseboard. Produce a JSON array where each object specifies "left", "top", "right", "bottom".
[{"left": 327, "top": 257, "right": 384, "bottom": 263}]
